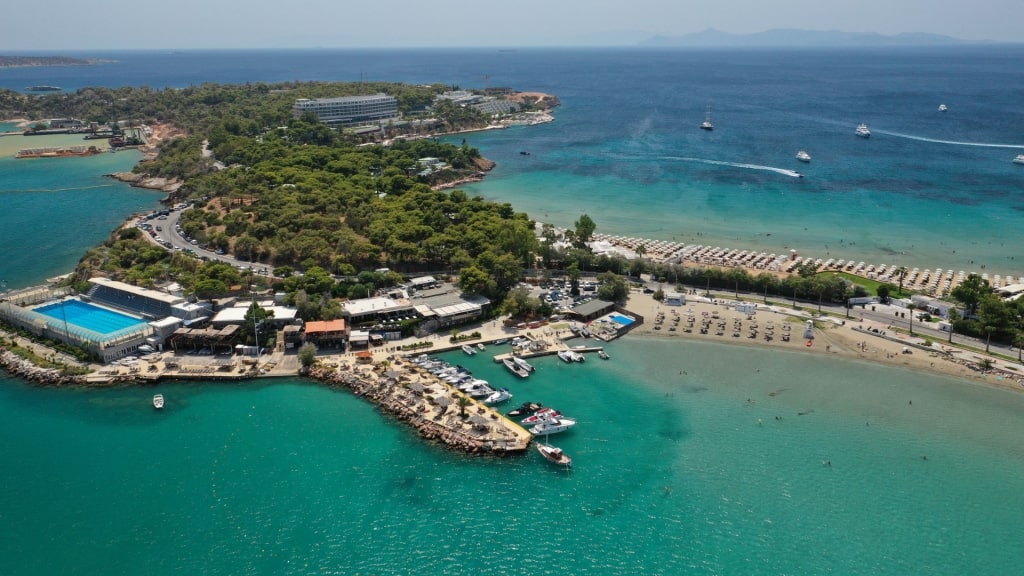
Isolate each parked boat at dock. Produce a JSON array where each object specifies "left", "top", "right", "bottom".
[
  {"left": 483, "top": 387, "right": 512, "bottom": 405},
  {"left": 461, "top": 344, "right": 477, "bottom": 355},
  {"left": 531, "top": 416, "right": 577, "bottom": 436},
  {"left": 522, "top": 408, "right": 561, "bottom": 426},
  {"left": 513, "top": 356, "right": 534, "bottom": 372},
  {"left": 503, "top": 358, "right": 530, "bottom": 378},
  {"left": 507, "top": 402, "right": 543, "bottom": 418}
]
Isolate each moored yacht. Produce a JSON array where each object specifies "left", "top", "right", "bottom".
[
  {"left": 531, "top": 416, "right": 577, "bottom": 436},
  {"left": 483, "top": 387, "right": 512, "bottom": 405},
  {"left": 855, "top": 123, "right": 871, "bottom": 138},
  {"left": 700, "top": 105, "right": 714, "bottom": 131},
  {"left": 503, "top": 357, "right": 530, "bottom": 378},
  {"left": 795, "top": 150, "right": 811, "bottom": 163}
]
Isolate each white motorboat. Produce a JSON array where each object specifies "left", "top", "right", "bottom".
[
  {"left": 700, "top": 105, "right": 714, "bottom": 131},
  {"left": 483, "top": 387, "right": 512, "bottom": 405},
  {"left": 557, "top": 350, "right": 574, "bottom": 363},
  {"left": 463, "top": 383, "right": 495, "bottom": 398},
  {"left": 531, "top": 417, "right": 577, "bottom": 436},
  {"left": 795, "top": 150, "right": 811, "bottom": 163},
  {"left": 461, "top": 344, "right": 477, "bottom": 355},
  {"left": 457, "top": 378, "right": 490, "bottom": 392},
  {"left": 1014, "top": 154, "right": 1024, "bottom": 165},
  {"left": 152, "top": 394, "right": 164, "bottom": 410},
  {"left": 476, "top": 343, "right": 486, "bottom": 351},
  {"left": 598, "top": 350, "right": 610, "bottom": 360},
  {"left": 938, "top": 104, "right": 948, "bottom": 112},
  {"left": 521, "top": 408, "right": 561, "bottom": 426},
  {"left": 503, "top": 358, "right": 530, "bottom": 378},
  {"left": 572, "top": 351, "right": 585, "bottom": 362},
  {"left": 512, "top": 356, "right": 535, "bottom": 373},
  {"left": 855, "top": 123, "right": 871, "bottom": 138},
  {"left": 536, "top": 442, "right": 572, "bottom": 468}
]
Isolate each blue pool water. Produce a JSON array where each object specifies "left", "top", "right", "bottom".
[
  {"left": 34, "top": 300, "right": 146, "bottom": 335},
  {"left": 609, "top": 314, "right": 635, "bottom": 326}
]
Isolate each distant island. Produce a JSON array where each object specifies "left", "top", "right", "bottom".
[
  {"left": 640, "top": 28, "right": 981, "bottom": 48},
  {"left": 0, "top": 55, "right": 105, "bottom": 68}
]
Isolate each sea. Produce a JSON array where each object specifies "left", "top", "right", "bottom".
[{"left": 2, "top": 47, "right": 1024, "bottom": 575}]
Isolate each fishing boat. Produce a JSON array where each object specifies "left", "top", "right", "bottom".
[
  {"left": 531, "top": 416, "right": 577, "bottom": 436},
  {"left": 536, "top": 442, "right": 572, "bottom": 468},
  {"left": 507, "top": 402, "right": 543, "bottom": 417},
  {"left": 483, "top": 387, "right": 512, "bottom": 405},
  {"left": 461, "top": 344, "right": 477, "bottom": 355},
  {"left": 700, "top": 105, "right": 714, "bottom": 131},
  {"left": 503, "top": 358, "right": 530, "bottom": 378},
  {"left": 152, "top": 394, "right": 164, "bottom": 410},
  {"left": 795, "top": 150, "right": 811, "bottom": 163},
  {"left": 855, "top": 123, "right": 871, "bottom": 138}
]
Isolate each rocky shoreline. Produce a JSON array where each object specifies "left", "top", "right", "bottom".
[
  {"left": 307, "top": 363, "right": 530, "bottom": 455},
  {"left": 0, "top": 349, "right": 83, "bottom": 386},
  {"left": 105, "top": 171, "right": 183, "bottom": 194}
]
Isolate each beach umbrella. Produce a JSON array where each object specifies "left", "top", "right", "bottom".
[
  {"left": 469, "top": 414, "right": 491, "bottom": 429},
  {"left": 435, "top": 395, "right": 451, "bottom": 407},
  {"left": 409, "top": 382, "right": 425, "bottom": 394}
]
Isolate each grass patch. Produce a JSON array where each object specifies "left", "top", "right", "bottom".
[{"left": 829, "top": 272, "right": 911, "bottom": 298}]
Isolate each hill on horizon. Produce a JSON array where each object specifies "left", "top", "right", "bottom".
[{"left": 639, "top": 28, "right": 986, "bottom": 48}]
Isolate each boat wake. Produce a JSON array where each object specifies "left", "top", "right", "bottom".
[
  {"left": 874, "top": 131, "right": 1024, "bottom": 150},
  {"left": 664, "top": 156, "right": 804, "bottom": 178}
]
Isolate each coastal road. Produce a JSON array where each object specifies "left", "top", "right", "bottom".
[{"left": 139, "top": 207, "right": 274, "bottom": 278}]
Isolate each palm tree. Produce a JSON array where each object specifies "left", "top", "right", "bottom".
[
  {"left": 895, "top": 266, "right": 909, "bottom": 295},
  {"left": 457, "top": 395, "right": 472, "bottom": 419},
  {"left": 946, "top": 309, "right": 960, "bottom": 344},
  {"left": 984, "top": 325, "right": 995, "bottom": 354},
  {"left": 1014, "top": 332, "right": 1024, "bottom": 363}
]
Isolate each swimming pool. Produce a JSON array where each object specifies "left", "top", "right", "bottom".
[
  {"left": 609, "top": 314, "right": 635, "bottom": 326},
  {"left": 35, "top": 300, "right": 147, "bottom": 335}
]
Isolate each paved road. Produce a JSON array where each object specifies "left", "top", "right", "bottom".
[{"left": 137, "top": 207, "right": 274, "bottom": 277}]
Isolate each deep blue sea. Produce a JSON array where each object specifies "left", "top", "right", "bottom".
[{"left": 3, "top": 48, "right": 1024, "bottom": 575}]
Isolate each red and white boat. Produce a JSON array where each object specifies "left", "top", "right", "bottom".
[
  {"left": 521, "top": 408, "right": 561, "bottom": 426},
  {"left": 536, "top": 442, "right": 572, "bottom": 468}
]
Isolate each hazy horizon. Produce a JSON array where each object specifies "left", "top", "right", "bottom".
[{"left": 3, "top": 1, "right": 1021, "bottom": 51}]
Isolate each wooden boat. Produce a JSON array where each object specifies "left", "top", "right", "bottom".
[{"left": 536, "top": 442, "right": 572, "bottom": 468}]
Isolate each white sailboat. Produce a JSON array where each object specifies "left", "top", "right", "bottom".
[{"left": 700, "top": 105, "right": 714, "bottom": 131}]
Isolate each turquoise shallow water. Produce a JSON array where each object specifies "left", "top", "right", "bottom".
[
  {"left": 2, "top": 341, "right": 1023, "bottom": 575},
  {"left": 2, "top": 49, "right": 1024, "bottom": 574}
]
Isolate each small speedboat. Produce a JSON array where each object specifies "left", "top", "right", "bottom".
[
  {"left": 508, "top": 402, "right": 543, "bottom": 418},
  {"left": 795, "top": 150, "right": 811, "bottom": 163},
  {"left": 938, "top": 104, "right": 948, "bottom": 112},
  {"left": 855, "top": 123, "right": 871, "bottom": 138},
  {"left": 477, "top": 343, "right": 486, "bottom": 351},
  {"left": 483, "top": 387, "right": 512, "bottom": 405},
  {"left": 557, "top": 350, "right": 574, "bottom": 363},
  {"left": 461, "top": 344, "right": 477, "bottom": 355},
  {"left": 152, "top": 394, "right": 164, "bottom": 410},
  {"left": 1014, "top": 154, "right": 1024, "bottom": 165},
  {"left": 512, "top": 356, "right": 535, "bottom": 372},
  {"left": 531, "top": 417, "right": 577, "bottom": 436},
  {"left": 536, "top": 442, "right": 572, "bottom": 468},
  {"left": 598, "top": 350, "right": 610, "bottom": 360}
]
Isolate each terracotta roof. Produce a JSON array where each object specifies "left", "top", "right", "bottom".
[{"left": 304, "top": 319, "right": 346, "bottom": 334}]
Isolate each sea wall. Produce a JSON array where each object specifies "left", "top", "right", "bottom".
[{"left": 0, "top": 348, "right": 83, "bottom": 386}]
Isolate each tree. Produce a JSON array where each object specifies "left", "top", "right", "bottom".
[
  {"left": 573, "top": 214, "right": 596, "bottom": 248},
  {"left": 457, "top": 394, "right": 472, "bottom": 418},
  {"left": 298, "top": 342, "right": 318, "bottom": 369},
  {"left": 895, "top": 266, "right": 909, "bottom": 295},
  {"left": 947, "top": 308, "right": 960, "bottom": 343},
  {"left": 567, "top": 262, "right": 582, "bottom": 296},
  {"left": 984, "top": 325, "right": 995, "bottom": 354},
  {"left": 951, "top": 273, "right": 988, "bottom": 316},
  {"left": 876, "top": 284, "right": 891, "bottom": 304},
  {"left": 596, "top": 271, "right": 629, "bottom": 302},
  {"left": 1014, "top": 331, "right": 1024, "bottom": 363}
]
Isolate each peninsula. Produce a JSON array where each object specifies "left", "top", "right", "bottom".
[{"left": 0, "top": 55, "right": 103, "bottom": 68}]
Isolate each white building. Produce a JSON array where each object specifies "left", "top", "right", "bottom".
[{"left": 292, "top": 94, "right": 399, "bottom": 128}]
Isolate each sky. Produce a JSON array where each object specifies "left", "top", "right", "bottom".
[{"left": 3, "top": 0, "right": 1021, "bottom": 51}]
